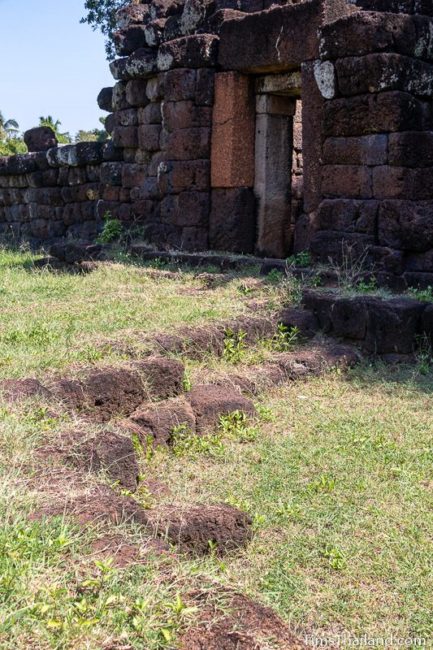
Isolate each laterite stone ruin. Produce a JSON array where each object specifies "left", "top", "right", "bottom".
[{"left": 1, "top": 0, "right": 433, "bottom": 286}]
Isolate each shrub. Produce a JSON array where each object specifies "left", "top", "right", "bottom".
[{"left": 96, "top": 212, "right": 122, "bottom": 244}]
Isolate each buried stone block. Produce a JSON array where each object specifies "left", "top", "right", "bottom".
[
  {"left": 145, "top": 503, "right": 253, "bottom": 555},
  {"left": 42, "top": 430, "right": 140, "bottom": 492},
  {"left": 279, "top": 307, "right": 319, "bottom": 339},
  {"left": 363, "top": 298, "right": 426, "bottom": 355},
  {"left": 188, "top": 384, "right": 255, "bottom": 434},
  {"left": 421, "top": 304, "right": 433, "bottom": 348},
  {"left": 32, "top": 483, "right": 149, "bottom": 527},
  {"left": 123, "top": 397, "right": 197, "bottom": 446},
  {"left": 0, "top": 378, "right": 52, "bottom": 403},
  {"left": 50, "top": 358, "right": 185, "bottom": 419},
  {"left": 302, "top": 290, "right": 427, "bottom": 353}
]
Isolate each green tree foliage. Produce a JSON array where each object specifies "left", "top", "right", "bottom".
[
  {"left": 75, "top": 128, "right": 108, "bottom": 143},
  {"left": 75, "top": 117, "right": 109, "bottom": 143},
  {"left": 0, "top": 111, "right": 27, "bottom": 156},
  {"left": 81, "top": 0, "right": 128, "bottom": 59},
  {"left": 39, "top": 116, "right": 71, "bottom": 144},
  {"left": 0, "top": 111, "right": 19, "bottom": 140}
]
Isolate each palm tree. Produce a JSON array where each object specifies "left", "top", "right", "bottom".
[
  {"left": 39, "top": 115, "right": 71, "bottom": 144},
  {"left": 0, "top": 111, "right": 19, "bottom": 141}
]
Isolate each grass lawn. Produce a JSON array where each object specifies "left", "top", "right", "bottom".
[{"left": 0, "top": 248, "right": 432, "bottom": 649}]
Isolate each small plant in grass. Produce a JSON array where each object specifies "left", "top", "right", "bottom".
[
  {"left": 24, "top": 406, "right": 58, "bottom": 431},
  {"left": 266, "top": 268, "right": 284, "bottom": 284},
  {"left": 322, "top": 545, "right": 347, "bottom": 571},
  {"left": 134, "top": 433, "right": 156, "bottom": 464},
  {"left": 219, "top": 410, "right": 259, "bottom": 443},
  {"left": 182, "top": 370, "right": 192, "bottom": 392},
  {"left": 275, "top": 501, "right": 303, "bottom": 522},
  {"left": 148, "top": 257, "right": 168, "bottom": 270},
  {"left": 171, "top": 423, "right": 225, "bottom": 458},
  {"left": 207, "top": 539, "right": 218, "bottom": 554},
  {"left": 356, "top": 276, "right": 378, "bottom": 294},
  {"left": 307, "top": 473, "right": 336, "bottom": 494},
  {"left": 96, "top": 211, "right": 122, "bottom": 244},
  {"left": 409, "top": 285, "right": 433, "bottom": 303},
  {"left": 158, "top": 593, "right": 198, "bottom": 644},
  {"left": 252, "top": 513, "right": 267, "bottom": 530},
  {"left": 224, "top": 494, "right": 252, "bottom": 513},
  {"left": 131, "top": 432, "right": 144, "bottom": 456},
  {"left": 223, "top": 328, "right": 247, "bottom": 364},
  {"left": 255, "top": 404, "right": 276, "bottom": 422},
  {"left": 330, "top": 242, "right": 374, "bottom": 291},
  {"left": 286, "top": 251, "right": 312, "bottom": 268},
  {"left": 238, "top": 282, "right": 253, "bottom": 296},
  {"left": 415, "top": 333, "right": 433, "bottom": 376},
  {"left": 267, "top": 324, "right": 300, "bottom": 353}
]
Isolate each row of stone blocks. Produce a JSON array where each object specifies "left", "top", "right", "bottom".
[{"left": 303, "top": 289, "right": 433, "bottom": 356}]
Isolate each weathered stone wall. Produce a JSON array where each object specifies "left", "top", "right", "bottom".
[
  {"left": 1, "top": 0, "right": 433, "bottom": 285},
  {"left": 0, "top": 142, "right": 123, "bottom": 245},
  {"left": 311, "top": 5, "right": 433, "bottom": 288}
]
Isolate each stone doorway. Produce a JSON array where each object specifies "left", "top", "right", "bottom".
[{"left": 254, "top": 72, "right": 302, "bottom": 258}]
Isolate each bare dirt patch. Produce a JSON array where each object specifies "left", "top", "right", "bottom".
[
  {"left": 89, "top": 534, "right": 169, "bottom": 568},
  {"left": 90, "top": 534, "right": 142, "bottom": 568}
]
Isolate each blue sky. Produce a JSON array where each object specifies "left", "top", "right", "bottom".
[{"left": 0, "top": 0, "right": 114, "bottom": 137}]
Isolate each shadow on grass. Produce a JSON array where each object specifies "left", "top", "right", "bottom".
[{"left": 344, "top": 360, "right": 433, "bottom": 396}]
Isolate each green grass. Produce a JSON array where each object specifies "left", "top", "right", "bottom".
[
  {"left": 157, "top": 367, "right": 433, "bottom": 641},
  {"left": 0, "top": 248, "right": 432, "bottom": 648},
  {"left": 0, "top": 249, "right": 281, "bottom": 378}
]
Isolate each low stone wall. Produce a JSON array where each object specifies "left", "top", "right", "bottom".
[
  {"left": 302, "top": 289, "right": 433, "bottom": 356},
  {"left": 0, "top": 142, "right": 123, "bottom": 245}
]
